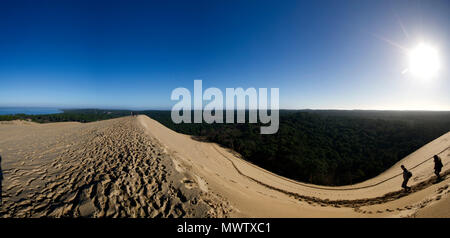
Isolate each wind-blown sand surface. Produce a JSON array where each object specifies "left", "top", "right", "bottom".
[
  {"left": 0, "top": 115, "right": 449, "bottom": 217},
  {"left": 0, "top": 118, "right": 229, "bottom": 217}
]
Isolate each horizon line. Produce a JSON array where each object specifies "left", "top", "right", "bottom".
[{"left": 1, "top": 106, "right": 450, "bottom": 112}]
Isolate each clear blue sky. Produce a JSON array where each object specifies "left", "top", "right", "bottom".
[{"left": 0, "top": 0, "right": 448, "bottom": 110}]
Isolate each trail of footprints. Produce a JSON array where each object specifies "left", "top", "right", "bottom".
[
  {"left": 0, "top": 118, "right": 230, "bottom": 217},
  {"left": 4, "top": 117, "right": 445, "bottom": 217},
  {"left": 353, "top": 182, "right": 450, "bottom": 216}
]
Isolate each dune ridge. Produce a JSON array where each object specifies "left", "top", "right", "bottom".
[
  {"left": 138, "top": 115, "right": 450, "bottom": 217},
  {"left": 0, "top": 115, "right": 448, "bottom": 217},
  {"left": 0, "top": 117, "right": 230, "bottom": 217}
]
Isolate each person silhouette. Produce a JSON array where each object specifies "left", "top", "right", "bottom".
[
  {"left": 433, "top": 155, "right": 443, "bottom": 181},
  {"left": 401, "top": 165, "right": 412, "bottom": 191}
]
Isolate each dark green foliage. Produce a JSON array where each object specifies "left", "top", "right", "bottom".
[
  {"left": 0, "top": 109, "right": 131, "bottom": 123},
  {"left": 1, "top": 109, "right": 449, "bottom": 186},
  {"left": 141, "top": 110, "right": 450, "bottom": 186}
]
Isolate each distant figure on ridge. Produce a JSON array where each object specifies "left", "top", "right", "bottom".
[
  {"left": 433, "top": 155, "right": 443, "bottom": 181},
  {"left": 401, "top": 165, "right": 412, "bottom": 191}
]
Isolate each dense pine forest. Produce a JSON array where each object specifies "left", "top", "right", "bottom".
[
  {"left": 144, "top": 110, "right": 450, "bottom": 185},
  {"left": 0, "top": 109, "right": 131, "bottom": 123},
  {"left": 1, "top": 109, "right": 449, "bottom": 186}
]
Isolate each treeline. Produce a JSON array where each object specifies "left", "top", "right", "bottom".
[
  {"left": 0, "top": 109, "right": 131, "bottom": 123},
  {"left": 142, "top": 110, "right": 450, "bottom": 186},
  {"left": 1, "top": 109, "right": 449, "bottom": 186}
]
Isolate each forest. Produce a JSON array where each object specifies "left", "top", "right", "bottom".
[
  {"left": 1, "top": 109, "right": 449, "bottom": 186},
  {"left": 143, "top": 110, "right": 450, "bottom": 185}
]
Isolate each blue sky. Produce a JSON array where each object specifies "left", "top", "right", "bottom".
[{"left": 0, "top": 0, "right": 448, "bottom": 110}]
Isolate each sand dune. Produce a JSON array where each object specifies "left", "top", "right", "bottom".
[
  {"left": 0, "top": 117, "right": 229, "bottom": 217},
  {"left": 0, "top": 115, "right": 448, "bottom": 217},
  {"left": 138, "top": 115, "right": 450, "bottom": 217}
]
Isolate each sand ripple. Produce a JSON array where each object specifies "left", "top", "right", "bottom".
[{"left": 0, "top": 117, "right": 230, "bottom": 217}]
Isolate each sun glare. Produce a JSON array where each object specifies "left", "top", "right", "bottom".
[{"left": 408, "top": 43, "right": 440, "bottom": 79}]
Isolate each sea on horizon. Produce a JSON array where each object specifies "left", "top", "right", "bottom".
[{"left": 0, "top": 107, "right": 63, "bottom": 115}]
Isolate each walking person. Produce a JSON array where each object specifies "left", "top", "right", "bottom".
[
  {"left": 401, "top": 165, "right": 412, "bottom": 191},
  {"left": 433, "top": 155, "right": 443, "bottom": 181}
]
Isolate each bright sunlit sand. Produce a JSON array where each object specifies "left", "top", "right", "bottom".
[
  {"left": 1, "top": 116, "right": 449, "bottom": 217},
  {"left": 1, "top": 0, "right": 449, "bottom": 224}
]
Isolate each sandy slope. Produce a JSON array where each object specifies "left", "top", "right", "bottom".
[
  {"left": 0, "top": 116, "right": 448, "bottom": 217},
  {"left": 0, "top": 118, "right": 229, "bottom": 217},
  {"left": 138, "top": 115, "right": 450, "bottom": 218}
]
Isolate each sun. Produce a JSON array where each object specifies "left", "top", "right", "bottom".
[{"left": 408, "top": 43, "right": 440, "bottom": 79}]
